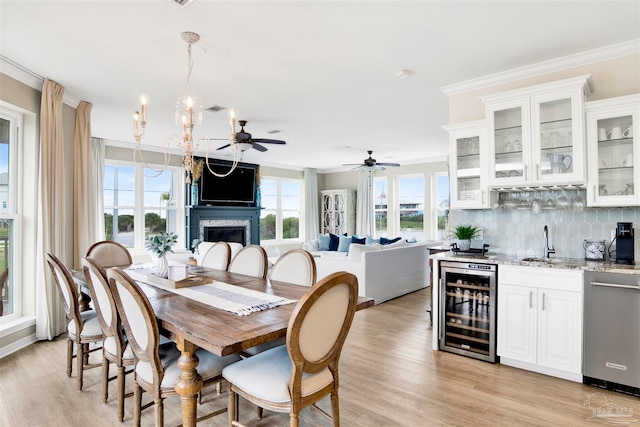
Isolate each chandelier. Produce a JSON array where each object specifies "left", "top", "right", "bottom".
[{"left": 133, "top": 31, "right": 251, "bottom": 183}]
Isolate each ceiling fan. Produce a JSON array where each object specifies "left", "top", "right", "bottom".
[
  {"left": 215, "top": 120, "right": 286, "bottom": 152},
  {"left": 343, "top": 151, "right": 400, "bottom": 170}
]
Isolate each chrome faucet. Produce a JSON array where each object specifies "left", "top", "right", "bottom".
[{"left": 543, "top": 225, "right": 555, "bottom": 258}]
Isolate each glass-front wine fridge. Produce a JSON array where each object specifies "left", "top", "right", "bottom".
[{"left": 439, "top": 261, "right": 498, "bottom": 363}]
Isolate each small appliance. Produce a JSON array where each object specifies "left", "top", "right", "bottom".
[
  {"left": 615, "top": 222, "right": 635, "bottom": 265},
  {"left": 584, "top": 239, "right": 606, "bottom": 261}
]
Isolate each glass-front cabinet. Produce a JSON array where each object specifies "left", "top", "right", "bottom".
[
  {"left": 445, "top": 120, "right": 494, "bottom": 209},
  {"left": 483, "top": 75, "right": 592, "bottom": 187},
  {"left": 585, "top": 94, "right": 640, "bottom": 207}
]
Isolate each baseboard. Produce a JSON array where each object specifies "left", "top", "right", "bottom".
[
  {"left": 0, "top": 333, "right": 37, "bottom": 359},
  {"left": 500, "top": 357, "right": 582, "bottom": 382}
]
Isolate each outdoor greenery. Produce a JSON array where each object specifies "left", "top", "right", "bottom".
[
  {"left": 400, "top": 214, "right": 424, "bottom": 230},
  {"left": 260, "top": 214, "right": 299, "bottom": 240},
  {"left": 104, "top": 213, "right": 167, "bottom": 240}
]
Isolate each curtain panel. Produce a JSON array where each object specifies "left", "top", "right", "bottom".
[
  {"left": 35, "top": 79, "right": 67, "bottom": 340},
  {"left": 91, "top": 137, "right": 105, "bottom": 242},
  {"left": 356, "top": 168, "right": 375, "bottom": 236},
  {"left": 73, "top": 101, "right": 94, "bottom": 269},
  {"left": 303, "top": 168, "right": 319, "bottom": 242}
]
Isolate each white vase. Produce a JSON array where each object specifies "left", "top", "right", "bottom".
[
  {"left": 155, "top": 254, "right": 169, "bottom": 278},
  {"left": 458, "top": 240, "right": 471, "bottom": 251}
]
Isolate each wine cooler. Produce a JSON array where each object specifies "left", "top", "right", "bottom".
[{"left": 439, "top": 261, "right": 498, "bottom": 363}]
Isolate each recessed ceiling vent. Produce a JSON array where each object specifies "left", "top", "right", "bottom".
[{"left": 205, "top": 105, "right": 226, "bottom": 113}]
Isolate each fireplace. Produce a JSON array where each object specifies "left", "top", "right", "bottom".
[
  {"left": 204, "top": 226, "right": 246, "bottom": 245},
  {"left": 186, "top": 206, "right": 260, "bottom": 248}
]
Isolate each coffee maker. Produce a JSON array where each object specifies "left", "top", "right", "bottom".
[{"left": 615, "top": 222, "right": 635, "bottom": 265}]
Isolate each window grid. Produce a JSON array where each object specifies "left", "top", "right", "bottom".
[{"left": 260, "top": 177, "right": 303, "bottom": 242}]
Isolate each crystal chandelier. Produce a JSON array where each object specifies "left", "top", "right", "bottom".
[{"left": 133, "top": 31, "right": 251, "bottom": 183}]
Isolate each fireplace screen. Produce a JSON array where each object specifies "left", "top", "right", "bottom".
[{"left": 204, "top": 226, "right": 246, "bottom": 245}]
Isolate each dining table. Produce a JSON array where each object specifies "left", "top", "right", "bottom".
[{"left": 88, "top": 263, "right": 374, "bottom": 427}]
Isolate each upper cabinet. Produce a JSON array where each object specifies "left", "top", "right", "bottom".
[
  {"left": 585, "top": 94, "right": 640, "bottom": 207},
  {"left": 444, "top": 120, "right": 495, "bottom": 209},
  {"left": 481, "top": 75, "right": 593, "bottom": 187}
]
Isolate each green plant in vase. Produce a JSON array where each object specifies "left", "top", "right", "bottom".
[
  {"left": 145, "top": 232, "right": 178, "bottom": 278},
  {"left": 453, "top": 224, "right": 480, "bottom": 252}
]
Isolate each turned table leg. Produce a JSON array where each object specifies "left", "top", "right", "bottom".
[{"left": 174, "top": 337, "right": 203, "bottom": 427}]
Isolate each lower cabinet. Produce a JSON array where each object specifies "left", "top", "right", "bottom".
[{"left": 497, "top": 265, "right": 583, "bottom": 382}]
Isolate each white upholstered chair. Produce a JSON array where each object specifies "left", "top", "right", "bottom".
[
  {"left": 243, "top": 249, "right": 317, "bottom": 358},
  {"left": 107, "top": 267, "right": 241, "bottom": 427},
  {"left": 46, "top": 252, "right": 104, "bottom": 391},
  {"left": 86, "top": 240, "right": 133, "bottom": 268},
  {"left": 228, "top": 245, "right": 268, "bottom": 279},
  {"left": 200, "top": 241, "right": 232, "bottom": 270},
  {"left": 82, "top": 256, "right": 135, "bottom": 422},
  {"left": 222, "top": 271, "right": 359, "bottom": 427}
]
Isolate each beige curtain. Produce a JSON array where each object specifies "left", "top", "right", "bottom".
[
  {"left": 92, "top": 137, "right": 105, "bottom": 242},
  {"left": 35, "top": 79, "right": 67, "bottom": 340},
  {"left": 73, "top": 101, "right": 94, "bottom": 269}
]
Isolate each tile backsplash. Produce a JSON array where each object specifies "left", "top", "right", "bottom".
[{"left": 449, "top": 191, "right": 640, "bottom": 260}]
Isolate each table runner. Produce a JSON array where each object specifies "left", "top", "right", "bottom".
[{"left": 126, "top": 266, "right": 296, "bottom": 316}]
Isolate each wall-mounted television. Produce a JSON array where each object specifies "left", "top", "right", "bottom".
[{"left": 198, "top": 159, "right": 257, "bottom": 206}]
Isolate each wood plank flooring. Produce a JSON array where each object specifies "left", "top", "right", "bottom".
[{"left": 1, "top": 288, "right": 638, "bottom": 426}]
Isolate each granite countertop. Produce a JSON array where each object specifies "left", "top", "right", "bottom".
[{"left": 430, "top": 251, "right": 640, "bottom": 275}]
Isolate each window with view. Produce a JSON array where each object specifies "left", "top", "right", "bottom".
[
  {"left": 259, "top": 178, "right": 302, "bottom": 242},
  {"left": 0, "top": 108, "right": 20, "bottom": 318},
  {"left": 433, "top": 172, "right": 450, "bottom": 240},
  {"left": 104, "top": 162, "right": 181, "bottom": 252},
  {"left": 397, "top": 175, "right": 424, "bottom": 241}
]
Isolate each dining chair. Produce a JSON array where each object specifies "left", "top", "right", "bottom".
[
  {"left": 107, "top": 267, "right": 242, "bottom": 427},
  {"left": 86, "top": 240, "right": 133, "bottom": 268},
  {"left": 242, "top": 249, "right": 317, "bottom": 358},
  {"left": 0, "top": 267, "right": 8, "bottom": 316},
  {"left": 200, "top": 241, "right": 232, "bottom": 270},
  {"left": 222, "top": 271, "right": 359, "bottom": 427},
  {"left": 82, "top": 256, "right": 135, "bottom": 422},
  {"left": 46, "top": 253, "right": 104, "bottom": 391},
  {"left": 227, "top": 245, "right": 268, "bottom": 279}
]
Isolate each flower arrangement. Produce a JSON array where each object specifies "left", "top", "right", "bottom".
[
  {"left": 191, "top": 238, "right": 202, "bottom": 254},
  {"left": 192, "top": 159, "right": 204, "bottom": 183},
  {"left": 453, "top": 224, "right": 481, "bottom": 240},
  {"left": 145, "top": 232, "right": 178, "bottom": 258}
]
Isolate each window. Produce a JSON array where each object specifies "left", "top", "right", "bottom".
[
  {"left": 397, "top": 175, "right": 424, "bottom": 240},
  {"left": 259, "top": 177, "right": 302, "bottom": 242},
  {"left": 104, "top": 162, "right": 182, "bottom": 252},
  {"left": 433, "top": 172, "right": 450, "bottom": 240},
  {"left": 374, "top": 177, "right": 388, "bottom": 238},
  {"left": 0, "top": 107, "right": 21, "bottom": 319}
]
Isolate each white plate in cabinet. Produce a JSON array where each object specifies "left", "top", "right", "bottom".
[{"left": 497, "top": 265, "right": 583, "bottom": 382}]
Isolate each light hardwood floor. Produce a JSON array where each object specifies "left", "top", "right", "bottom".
[{"left": 1, "top": 288, "right": 638, "bottom": 426}]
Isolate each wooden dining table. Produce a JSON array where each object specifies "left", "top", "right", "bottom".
[{"left": 120, "top": 265, "right": 374, "bottom": 427}]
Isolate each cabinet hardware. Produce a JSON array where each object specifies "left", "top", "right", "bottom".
[
  {"left": 529, "top": 291, "right": 533, "bottom": 309},
  {"left": 542, "top": 292, "right": 546, "bottom": 311}
]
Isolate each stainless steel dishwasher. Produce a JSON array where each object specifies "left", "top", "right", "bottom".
[{"left": 583, "top": 271, "right": 640, "bottom": 397}]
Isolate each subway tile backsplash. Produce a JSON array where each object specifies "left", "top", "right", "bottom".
[{"left": 449, "top": 194, "right": 640, "bottom": 260}]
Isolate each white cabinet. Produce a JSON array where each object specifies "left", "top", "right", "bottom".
[
  {"left": 321, "top": 189, "right": 356, "bottom": 235},
  {"left": 444, "top": 120, "right": 496, "bottom": 209},
  {"left": 585, "top": 94, "right": 640, "bottom": 207},
  {"left": 497, "top": 265, "right": 583, "bottom": 382},
  {"left": 482, "top": 75, "right": 593, "bottom": 187}
]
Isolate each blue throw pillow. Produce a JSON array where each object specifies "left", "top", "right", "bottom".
[
  {"left": 380, "top": 236, "right": 401, "bottom": 245},
  {"left": 338, "top": 235, "right": 352, "bottom": 252},
  {"left": 318, "top": 234, "right": 331, "bottom": 251},
  {"left": 351, "top": 236, "right": 366, "bottom": 245},
  {"left": 365, "top": 236, "right": 380, "bottom": 245},
  {"left": 328, "top": 233, "right": 340, "bottom": 251}
]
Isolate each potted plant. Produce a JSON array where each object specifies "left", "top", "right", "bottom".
[
  {"left": 145, "top": 232, "right": 178, "bottom": 278},
  {"left": 453, "top": 224, "right": 480, "bottom": 251}
]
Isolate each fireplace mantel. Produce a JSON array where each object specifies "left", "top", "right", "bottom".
[{"left": 186, "top": 206, "right": 260, "bottom": 248}]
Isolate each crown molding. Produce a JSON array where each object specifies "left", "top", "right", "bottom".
[
  {"left": 441, "top": 39, "right": 640, "bottom": 96},
  {"left": 1, "top": 55, "right": 81, "bottom": 108}
]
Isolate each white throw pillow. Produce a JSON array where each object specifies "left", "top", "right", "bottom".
[
  {"left": 347, "top": 243, "right": 381, "bottom": 262},
  {"left": 303, "top": 239, "right": 319, "bottom": 252},
  {"left": 381, "top": 239, "right": 407, "bottom": 249}
]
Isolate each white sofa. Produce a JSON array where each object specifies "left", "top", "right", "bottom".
[{"left": 306, "top": 240, "right": 442, "bottom": 305}]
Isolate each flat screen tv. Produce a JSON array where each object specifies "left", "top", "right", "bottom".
[{"left": 199, "top": 160, "right": 257, "bottom": 205}]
